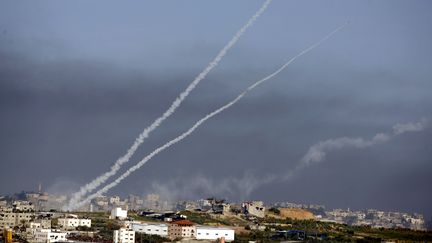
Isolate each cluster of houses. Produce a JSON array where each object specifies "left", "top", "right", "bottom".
[
  {"left": 115, "top": 220, "right": 235, "bottom": 243},
  {"left": 0, "top": 200, "right": 94, "bottom": 243},
  {"left": 1, "top": 198, "right": 236, "bottom": 243},
  {"left": 1, "top": 193, "right": 429, "bottom": 242},
  {"left": 112, "top": 207, "right": 235, "bottom": 243},
  {"left": 318, "top": 208, "right": 426, "bottom": 230}
]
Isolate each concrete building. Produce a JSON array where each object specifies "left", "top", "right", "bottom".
[
  {"left": 34, "top": 229, "right": 67, "bottom": 243},
  {"left": 131, "top": 222, "right": 168, "bottom": 237},
  {"left": 242, "top": 201, "right": 265, "bottom": 218},
  {"left": 34, "top": 218, "right": 51, "bottom": 229},
  {"left": 111, "top": 207, "right": 128, "bottom": 220},
  {"left": 110, "top": 196, "right": 121, "bottom": 205},
  {"left": 0, "top": 204, "right": 34, "bottom": 229},
  {"left": 12, "top": 201, "right": 35, "bottom": 212},
  {"left": 58, "top": 215, "right": 91, "bottom": 230},
  {"left": 212, "top": 203, "right": 231, "bottom": 215},
  {"left": 113, "top": 227, "right": 135, "bottom": 243},
  {"left": 26, "top": 222, "right": 41, "bottom": 238},
  {"left": 168, "top": 220, "right": 196, "bottom": 240},
  {"left": 196, "top": 226, "right": 235, "bottom": 242}
]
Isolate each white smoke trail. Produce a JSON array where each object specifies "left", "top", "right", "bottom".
[
  {"left": 70, "top": 24, "right": 347, "bottom": 210},
  {"left": 65, "top": 0, "right": 272, "bottom": 210},
  {"left": 296, "top": 119, "right": 428, "bottom": 170},
  {"left": 392, "top": 119, "right": 427, "bottom": 135},
  {"left": 149, "top": 118, "right": 429, "bottom": 200},
  {"left": 204, "top": 119, "right": 430, "bottom": 190}
]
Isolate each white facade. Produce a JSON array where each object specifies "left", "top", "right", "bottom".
[
  {"left": 131, "top": 222, "right": 168, "bottom": 237},
  {"left": 58, "top": 218, "right": 91, "bottom": 229},
  {"left": 111, "top": 207, "right": 128, "bottom": 220},
  {"left": 196, "top": 227, "right": 235, "bottom": 242},
  {"left": 34, "top": 229, "right": 67, "bottom": 243},
  {"left": 26, "top": 222, "right": 41, "bottom": 237},
  {"left": 113, "top": 228, "right": 135, "bottom": 243}
]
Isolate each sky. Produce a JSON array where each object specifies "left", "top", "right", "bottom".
[{"left": 1, "top": 0, "right": 431, "bottom": 217}]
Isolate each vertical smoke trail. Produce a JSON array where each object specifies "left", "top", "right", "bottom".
[
  {"left": 70, "top": 24, "right": 347, "bottom": 210},
  {"left": 66, "top": 0, "right": 272, "bottom": 210}
]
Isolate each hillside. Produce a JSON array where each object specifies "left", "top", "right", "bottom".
[{"left": 267, "top": 207, "right": 315, "bottom": 220}]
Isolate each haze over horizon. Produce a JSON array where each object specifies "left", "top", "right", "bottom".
[{"left": 1, "top": 1, "right": 431, "bottom": 218}]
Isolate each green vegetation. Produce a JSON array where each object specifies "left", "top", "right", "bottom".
[
  {"left": 135, "top": 232, "right": 170, "bottom": 243},
  {"left": 180, "top": 211, "right": 246, "bottom": 226}
]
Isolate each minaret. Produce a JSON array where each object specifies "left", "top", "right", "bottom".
[{"left": 38, "top": 183, "right": 42, "bottom": 194}]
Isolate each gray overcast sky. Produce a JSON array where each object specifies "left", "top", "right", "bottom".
[{"left": 1, "top": 0, "right": 431, "bottom": 217}]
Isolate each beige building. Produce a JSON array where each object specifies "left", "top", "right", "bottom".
[
  {"left": 0, "top": 205, "right": 34, "bottom": 229},
  {"left": 58, "top": 214, "right": 91, "bottom": 230},
  {"left": 168, "top": 220, "right": 196, "bottom": 240},
  {"left": 34, "top": 229, "right": 67, "bottom": 243},
  {"left": 242, "top": 201, "right": 265, "bottom": 218},
  {"left": 34, "top": 218, "right": 51, "bottom": 229},
  {"left": 113, "top": 227, "right": 135, "bottom": 243}
]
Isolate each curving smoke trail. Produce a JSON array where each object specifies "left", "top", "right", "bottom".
[
  {"left": 65, "top": 0, "right": 272, "bottom": 210},
  {"left": 298, "top": 119, "right": 428, "bottom": 168},
  {"left": 275, "top": 119, "right": 429, "bottom": 182},
  {"left": 69, "top": 24, "right": 347, "bottom": 210},
  {"left": 143, "top": 119, "right": 429, "bottom": 201}
]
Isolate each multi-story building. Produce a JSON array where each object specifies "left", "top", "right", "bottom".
[
  {"left": 13, "top": 201, "right": 35, "bottom": 212},
  {"left": 113, "top": 227, "right": 135, "bottom": 243},
  {"left": 34, "top": 218, "right": 51, "bottom": 229},
  {"left": 0, "top": 203, "right": 34, "bottom": 229},
  {"left": 58, "top": 215, "right": 91, "bottom": 230},
  {"left": 131, "top": 222, "right": 168, "bottom": 237},
  {"left": 168, "top": 220, "right": 196, "bottom": 240},
  {"left": 109, "top": 196, "right": 121, "bottom": 205},
  {"left": 196, "top": 226, "right": 235, "bottom": 241},
  {"left": 111, "top": 207, "right": 128, "bottom": 220},
  {"left": 26, "top": 222, "right": 42, "bottom": 238},
  {"left": 34, "top": 229, "right": 67, "bottom": 243},
  {"left": 242, "top": 201, "right": 265, "bottom": 218}
]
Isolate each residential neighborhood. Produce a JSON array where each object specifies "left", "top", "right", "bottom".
[{"left": 1, "top": 191, "right": 431, "bottom": 242}]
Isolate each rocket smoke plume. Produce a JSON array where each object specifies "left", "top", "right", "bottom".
[
  {"left": 69, "top": 23, "right": 347, "bottom": 210},
  {"left": 287, "top": 119, "right": 429, "bottom": 178},
  {"left": 143, "top": 119, "right": 429, "bottom": 202},
  {"left": 65, "top": 0, "right": 272, "bottom": 210}
]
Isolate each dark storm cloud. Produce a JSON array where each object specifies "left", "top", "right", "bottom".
[{"left": 1, "top": 0, "right": 432, "bottom": 217}]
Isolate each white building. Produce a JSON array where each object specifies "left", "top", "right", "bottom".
[
  {"left": 131, "top": 222, "right": 168, "bottom": 237},
  {"left": 111, "top": 207, "right": 128, "bottom": 220},
  {"left": 113, "top": 227, "right": 135, "bottom": 243},
  {"left": 26, "top": 222, "right": 41, "bottom": 238},
  {"left": 34, "top": 229, "right": 67, "bottom": 243},
  {"left": 58, "top": 216, "right": 91, "bottom": 230},
  {"left": 196, "top": 226, "right": 235, "bottom": 242}
]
